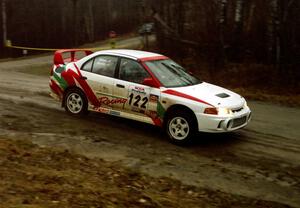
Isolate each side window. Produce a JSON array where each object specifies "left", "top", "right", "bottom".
[
  {"left": 81, "top": 59, "right": 94, "bottom": 72},
  {"left": 119, "top": 58, "right": 150, "bottom": 84},
  {"left": 92, "top": 56, "right": 118, "bottom": 78}
]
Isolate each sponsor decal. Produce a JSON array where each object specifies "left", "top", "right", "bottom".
[
  {"left": 99, "top": 97, "right": 127, "bottom": 106},
  {"left": 134, "top": 86, "right": 145, "bottom": 91},
  {"left": 146, "top": 109, "right": 162, "bottom": 127},
  {"left": 132, "top": 88, "right": 146, "bottom": 95},
  {"left": 149, "top": 94, "right": 159, "bottom": 103},
  {"left": 146, "top": 110, "right": 158, "bottom": 119},
  {"left": 145, "top": 101, "right": 165, "bottom": 127},
  {"left": 110, "top": 110, "right": 121, "bottom": 116},
  {"left": 131, "top": 106, "right": 140, "bottom": 113},
  {"left": 131, "top": 106, "right": 145, "bottom": 114},
  {"left": 93, "top": 107, "right": 110, "bottom": 114}
]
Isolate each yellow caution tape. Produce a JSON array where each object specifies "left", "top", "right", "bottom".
[
  {"left": 4, "top": 39, "right": 115, "bottom": 51},
  {"left": 6, "top": 44, "right": 112, "bottom": 52},
  {"left": 4, "top": 38, "right": 144, "bottom": 52},
  {"left": 6, "top": 45, "right": 59, "bottom": 51}
]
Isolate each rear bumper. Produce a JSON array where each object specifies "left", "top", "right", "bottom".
[
  {"left": 49, "top": 79, "right": 63, "bottom": 100},
  {"left": 50, "top": 92, "right": 60, "bottom": 101},
  {"left": 195, "top": 108, "right": 252, "bottom": 133}
]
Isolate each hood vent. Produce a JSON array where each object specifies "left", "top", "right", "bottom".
[{"left": 216, "top": 93, "right": 230, "bottom": 98}]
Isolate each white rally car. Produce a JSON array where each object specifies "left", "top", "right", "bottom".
[{"left": 50, "top": 49, "right": 251, "bottom": 144}]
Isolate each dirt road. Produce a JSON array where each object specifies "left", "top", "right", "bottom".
[{"left": 0, "top": 47, "right": 300, "bottom": 207}]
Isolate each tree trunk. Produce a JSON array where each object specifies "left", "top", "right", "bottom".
[
  {"left": 85, "top": 0, "right": 94, "bottom": 42},
  {"left": 2, "top": 0, "right": 7, "bottom": 46}
]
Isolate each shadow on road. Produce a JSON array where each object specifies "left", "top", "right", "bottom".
[
  {"left": 79, "top": 110, "right": 242, "bottom": 150},
  {"left": 192, "top": 132, "right": 242, "bottom": 147}
]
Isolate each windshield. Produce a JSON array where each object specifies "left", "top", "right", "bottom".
[{"left": 145, "top": 59, "right": 201, "bottom": 88}]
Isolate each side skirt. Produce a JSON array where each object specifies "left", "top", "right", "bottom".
[{"left": 89, "top": 106, "right": 155, "bottom": 125}]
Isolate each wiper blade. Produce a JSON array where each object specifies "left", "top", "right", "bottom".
[
  {"left": 179, "top": 76, "right": 193, "bottom": 85},
  {"left": 161, "top": 63, "right": 181, "bottom": 76},
  {"left": 161, "top": 63, "right": 193, "bottom": 84}
]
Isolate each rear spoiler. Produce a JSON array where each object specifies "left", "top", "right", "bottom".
[{"left": 54, "top": 49, "right": 93, "bottom": 65}]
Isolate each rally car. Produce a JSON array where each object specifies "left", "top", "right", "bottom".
[{"left": 49, "top": 49, "right": 251, "bottom": 144}]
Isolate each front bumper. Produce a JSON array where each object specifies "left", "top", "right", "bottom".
[{"left": 195, "top": 107, "right": 252, "bottom": 133}]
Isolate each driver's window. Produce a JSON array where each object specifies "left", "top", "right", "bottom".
[{"left": 119, "top": 58, "right": 150, "bottom": 84}]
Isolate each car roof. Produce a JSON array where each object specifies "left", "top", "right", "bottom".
[{"left": 93, "top": 49, "right": 167, "bottom": 61}]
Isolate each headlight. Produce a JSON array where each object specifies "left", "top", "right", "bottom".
[
  {"left": 204, "top": 107, "right": 232, "bottom": 116},
  {"left": 243, "top": 101, "right": 248, "bottom": 109},
  {"left": 218, "top": 107, "right": 232, "bottom": 116}
]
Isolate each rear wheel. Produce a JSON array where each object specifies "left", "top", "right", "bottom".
[
  {"left": 64, "top": 88, "right": 88, "bottom": 116},
  {"left": 166, "top": 110, "right": 197, "bottom": 145}
]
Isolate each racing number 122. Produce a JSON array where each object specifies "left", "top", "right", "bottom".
[{"left": 129, "top": 93, "right": 148, "bottom": 109}]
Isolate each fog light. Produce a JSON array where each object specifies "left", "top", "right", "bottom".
[
  {"left": 227, "top": 120, "right": 233, "bottom": 129},
  {"left": 248, "top": 112, "right": 252, "bottom": 122},
  {"left": 218, "top": 120, "right": 224, "bottom": 128}
]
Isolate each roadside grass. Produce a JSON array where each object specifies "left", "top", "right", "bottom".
[{"left": 0, "top": 137, "right": 289, "bottom": 208}]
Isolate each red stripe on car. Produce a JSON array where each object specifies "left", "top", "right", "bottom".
[
  {"left": 139, "top": 56, "right": 168, "bottom": 62},
  {"left": 162, "top": 89, "right": 214, "bottom": 107},
  {"left": 140, "top": 62, "right": 162, "bottom": 88},
  {"left": 61, "top": 65, "right": 100, "bottom": 107}
]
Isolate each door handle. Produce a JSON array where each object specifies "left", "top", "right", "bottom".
[
  {"left": 116, "top": 84, "right": 125, "bottom": 88},
  {"left": 80, "top": 76, "right": 87, "bottom": 80}
]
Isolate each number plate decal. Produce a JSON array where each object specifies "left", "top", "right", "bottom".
[{"left": 127, "top": 86, "right": 163, "bottom": 126}]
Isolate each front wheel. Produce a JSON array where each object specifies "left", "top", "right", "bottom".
[
  {"left": 166, "top": 110, "right": 196, "bottom": 145},
  {"left": 64, "top": 89, "right": 88, "bottom": 116}
]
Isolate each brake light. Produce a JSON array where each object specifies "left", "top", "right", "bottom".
[{"left": 204, "top": 108, "right": 218, "bottom": 115}]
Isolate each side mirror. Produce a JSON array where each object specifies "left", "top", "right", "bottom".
[{"left": 142, "top": 77, "right": 159, "bottom": 88}]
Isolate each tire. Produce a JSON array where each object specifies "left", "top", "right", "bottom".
[
  {"left": 64, "top": 88, "right": 88, "bottom": 116},
  {"left": 166, "top": 109, "right": 197, "bottom": 145}
]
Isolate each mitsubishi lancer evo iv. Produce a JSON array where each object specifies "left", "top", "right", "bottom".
[{"left": 49, "top": 49, "right": 252, "bottom": 144}]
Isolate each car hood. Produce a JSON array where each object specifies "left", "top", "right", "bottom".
[{"left": 167, "top": 82, "right": 245, "bottom": 108}]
